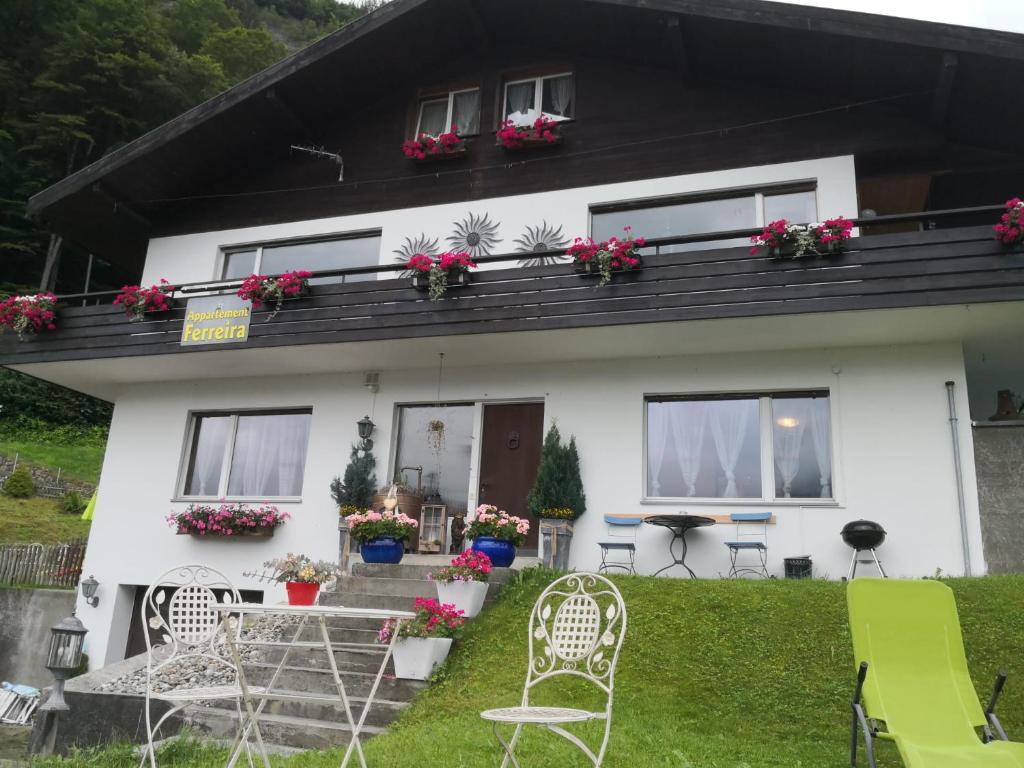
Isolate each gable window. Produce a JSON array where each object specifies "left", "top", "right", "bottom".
[
  {"left": 592, "top": 186, "right": 817, "bottom": 254},
  {"left": 504, "top": 73, "right": 573, "bottom": 126},
  {"left": 645, "top": 391, "right": 832, "bottom": 502},
  {"left": 416, "top": 88, "right": 481, "bottom": 137},
  {"left": 221, "top": 232, "right": 381, "bottom": 285},
  {"left": 180, "top": 409, "right": 312, "bottom": 499}
]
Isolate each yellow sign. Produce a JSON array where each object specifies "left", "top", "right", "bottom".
[{"left": 180, "top": 295, "right": 252, "bottom": 346}]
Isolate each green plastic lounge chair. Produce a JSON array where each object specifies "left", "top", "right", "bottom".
[{"left": 847, "top": 578, "right": 1022, "bottom": 767}]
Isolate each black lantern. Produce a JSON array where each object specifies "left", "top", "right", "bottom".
[
  {"left": 357, "top": 415, "right": 375, "bottom": 452},
  {"left": 40, "top": 614, "right": 88, "bottom": 712},
  {"left": 80, "top": 574, "right": 99, "bottom": 607}
]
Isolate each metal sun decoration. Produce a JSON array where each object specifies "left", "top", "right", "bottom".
[
  {"left": 448, "top": 212, "right": 501, "bottom": 258},
  {"left": 392, "top": 234, "right": 440, "bottom": 276},
  {"left": 515, "top": 221, "right": 570, "bottom": 266}
]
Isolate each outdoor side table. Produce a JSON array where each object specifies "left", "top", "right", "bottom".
[
  {"left": 213, "top": 602, "right": 415, "bottom": 768},
  {"left": 643, "top": 514, "right": 715, "bottom": 578}
]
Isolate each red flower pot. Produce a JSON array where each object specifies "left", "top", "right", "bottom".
[{"left": 286, "top": 581, "right": 320, "bottom": 605}]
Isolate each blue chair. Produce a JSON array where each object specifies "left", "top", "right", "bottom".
[
  {"left": 724, "top": 512, "right": 771, "bottom": 578},
  {"left": 598, "top": 515, "right": 641, "bottom": 575}
]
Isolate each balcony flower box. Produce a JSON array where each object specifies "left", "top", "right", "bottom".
[
  {"left": 994, "top": 197, "right": 1024, "bottom": 247},
  {"left": 407, "top": 252, "right": 476, "bottom": 301},
  {"left": 750, "top": 217, "right": 853, "bottom": 259},
  {"left": 496, "top": 117, "right": 561, "bottom": 150},
  {"left": 0, "top": 292, "right": 59, "bottom": 341},
  {"left": 237, "top": 270, "right": 312, "bottom": 319},
  {"left": 114, "top": 279, "right": 176, "bottom": 322},
  {"left": 403, "top": 130, "right": 466, "bottom": 162},
  {"left": 167, "top": 503, "right": 290, "bottom": 537},
  {"left": 567, "top": 227, "right": 645, "bottom": 287}
]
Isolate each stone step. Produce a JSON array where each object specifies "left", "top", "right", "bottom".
[
  {"left": 245, "top": 662, "right": 426, "bottom": 701},
  {"left": 259, "top": 646, "right": 394, "bottom": 675},
  {"left": 318, "top": 592, "right": 417, "bottom": 612},
  {"left": 203, "top": 689, "right": 408, "bottom": 728},
  {"left": 350, "top": 562, "right": 516, "bottom": 583},
  {"left": 336, "top": 575, "right": 502, "bottom": 600},
  {"left": 290, "top": 624, "right": 381, "bottom": 645},
  {"left": 184, "top": 707, "right": 386, "bottom": 751}
]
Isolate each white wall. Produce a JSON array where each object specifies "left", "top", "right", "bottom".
[
  {"left": 74, "top": 340, "right": 983, "bottom": 668},
  {"left": 141, "top": 156, "right": 858, "bottom": 285}
]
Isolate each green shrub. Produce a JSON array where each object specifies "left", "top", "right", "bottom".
[
  {"left": 62, "top": 490, "right": 86, "bottom": 515},
  {"left": 3, "top": 467, "right": 35, "bottom": 498}
]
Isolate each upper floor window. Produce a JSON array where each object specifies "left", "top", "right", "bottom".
[
  {"left": 180, "top": 409, "right": 312, "bottom": 500},
  {"left": 222, "top": 232, "right": 381, "bottom": 285},
  {"left": 504, "top": 73, "right": 573, "bottom": 126},
  {"left": 416, "top": 88, "right": 481, "bottom": 137},
  {"left": 592, "top": 187, "right": 817, "bottom": 254},
  {"left": 645, "top": 391, "right": 832, "bottom": 502}
]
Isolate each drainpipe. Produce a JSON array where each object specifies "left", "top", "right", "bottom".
[{"left": 945, "top": 381, "right": 972, "bottom": 576}]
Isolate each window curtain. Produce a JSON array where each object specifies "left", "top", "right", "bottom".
[
  {"left": 452, "top": 90, "right": 480, "bottom": 135},
  {"left": 418, "top": 100, "right": 447, "bottom": 136},
  {"left": 228, "top": 414, "right": 310, "bottom": 497},
  {"left": 708, "top": 401, "right": 753, "bottom": 497},
  {"left": 506, "top": 82, "right": 535, "bottom": 124},
  {"left": 808, "top": 400, "right": 832, "bottom": 497},
  {"left": 547, "top": 76, "right": 573, "bottom": 118},
  {"left": 646, "top": 402, "right": 669, "bottom": 496},
  {"left": 669, "top": 402, "right": 706, "bottom": 497},
  {"left": 772, "top": 401, "right": 809, "bottom": 498}
]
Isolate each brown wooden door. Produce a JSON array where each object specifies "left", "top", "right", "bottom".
[{"left": 478, "top": 402, "right": 545, "bottom": 550}]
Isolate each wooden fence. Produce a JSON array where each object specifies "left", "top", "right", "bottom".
[{"left": 0, "top": 540, "right": 86, "bottom": 588}]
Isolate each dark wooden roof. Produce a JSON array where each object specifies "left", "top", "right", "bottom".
[{"left": 26, "top": 0, "right": 1024, "bottom": 270}]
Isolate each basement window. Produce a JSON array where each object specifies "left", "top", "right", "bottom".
[
  {"left": 415, "top": 88, "right": 481, "bottom": 137},
  {"left": 504, "top": 73, "right": 574, "bottom": 126}
]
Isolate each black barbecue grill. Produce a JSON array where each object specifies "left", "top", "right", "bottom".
[{"left": 841, "top": 520, "right": 887, "bottom": 579}]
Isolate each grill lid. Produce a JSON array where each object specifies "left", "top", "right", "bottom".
[{"left": 841, "top": 519, "right": 887, "bottom": 549}]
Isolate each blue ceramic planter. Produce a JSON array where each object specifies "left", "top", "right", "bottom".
[
  {"left": 471, "top": 536, "right": 516, "bottom": 568},
  {"left": 361, "top": 536, "right": 404, "bottom": 564}
]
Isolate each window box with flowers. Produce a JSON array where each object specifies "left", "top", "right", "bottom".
[
  {"left": 347, "top": 509, "right": 419, "bottom": 564},
  {"left": 0, "top": 292, "right": 59, "bottom": 341},
  {"left": 496, "top": 116, "right": 561, "bottom": 150},
  {"left": 430, "top": 550, "right": 492, "bottom": 618},
  {"left": 378, "top": 597, "right": 465, "bottom": 680},
  {"left": 568, "top": 227, "right": 645, "bottom": 287},
  {"left": 167, "top": 503, "right": 290, "bottom": 538},
  {"left": 402, "top": 129, "right": 466, "bottom": 162},
  {"left": 750, "top": 217, "right": 853, "bottom": 259},
  {"left": 264, "top": 553, "right": 339, "bottom": 605},
  {"left": 467, "top": 504, "right": 530, "bottom": 568},
  {"left": 237, "top": 270, "right": 312, "bottom": 319},
  {"left": 994, "top": 197, "right": 1024, "bottom": 247},
  {"left": 113, "top": 279, "right": 176, "bottom": 322},
  {"left": 407, "top": 251, "right": 476, "bottom": 301}
]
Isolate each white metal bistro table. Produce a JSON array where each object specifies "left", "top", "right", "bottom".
[{"left": 213, "top": 602, "right": 415, "bottom": 768}]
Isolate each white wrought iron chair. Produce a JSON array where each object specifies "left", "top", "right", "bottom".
[
  {"left": 138, "top": 564, "right": 268, "bottom": 768},
  {"left": 480, "top": 572, "right": 627, "bottom": 767}
]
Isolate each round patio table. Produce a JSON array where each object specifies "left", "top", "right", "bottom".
[{"left": 643, "top": 514, "right": 716, "bottom": 578}]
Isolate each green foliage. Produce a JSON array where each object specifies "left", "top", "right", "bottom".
[
  {"left": 330, "top": 445, "right": 377, "bottom": 509},
  {"left": 199, "top": 26, "right": 288, "bottom": 83},
  {"left": 0, "top": 369, "right": 112, "bottom": 426},
  {"left": 526, "top": 424, "right": 586, "bottom": 520},
  {"left": 163, "top": 0, "right": 241, "bottom": 53},
  {"left": 2, "top": 467, "right": 35, "bottom": 498},
  {"left": 62, "top": 490, "right": 86, "bottom": 515}
]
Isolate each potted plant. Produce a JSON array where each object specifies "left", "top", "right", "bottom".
[
  {"left": 994, "top": 197, "right": 1024, "bottom": 246},
  {"left": 264, "top": 553, "right": 338, "bottom": 605},
  {"left": 378, "top": 597, "right": 465, "bottom": 680},
  {"left": 406, "top": 251, "right": 476, "bottom": 301},
  {"left": 0, "top": 292, "right": 59, "bottom": 340},
  {"left": 166, "top": 503, "right": 290, "bottom": 537},
  {"left": 467, "top": 505, "right": 529, "bottom": 568},
  {"left": 750, "top": 216, "right": 853, "bottom": 258},
  {"left": 496, "top": 116, "right": 561, "bottom": 150},
  {"left": 347, "top": 509, "right": 419, "bottom": 564},
  {"left": 113, "top": 279, "right": 175, "bottom": 322},
  {"left": 430, "top": 549, "right": 492, "bottom": 618},
  {"left": 567, "top": 227, "right": 645, "bottom": 287},
  {"left": 527, "top": 424, "right": 587, "bottom": 570},
  {"left": 237, "top": 269, "right": 313, "bottom": 319},
  {"left": 402, "top": 128, "right": 465, "bottom": 161}
]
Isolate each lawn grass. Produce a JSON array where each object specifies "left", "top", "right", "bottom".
[
  {"left": 0, "top": 496, "right": 90, "bottom": 544},
  {"left": 0, "top": 438, "right": 104, "bottom": 485},
  {"left": 31, "top": 572, "right": 1024, "bottom": 768}
]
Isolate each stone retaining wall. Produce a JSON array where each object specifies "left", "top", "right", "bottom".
[{"left": 0, "top": 456, "right": 93, "bottom": 498}]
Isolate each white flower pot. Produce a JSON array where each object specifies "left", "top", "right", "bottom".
[
  {"left": 435, "top": 579, "right": 488, "bottom": 618},
  {"left": 392, "top": 637, "right": 453, "bottom": 680}
]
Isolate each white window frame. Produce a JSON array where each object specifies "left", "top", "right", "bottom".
[
  {"left": 641, "top": 390, "right": 837, "bottom": 506},
  {"left": 414, "top": 87, "right": 481, "bottom": 137},
  {"left": 218, "top": 230, "right": 382, "bottom": 282},
  {"left": 502, "top": 72, "right": 574, "bottom": 123},
  {"left": 174, "top": 408, "right": 312, "bottom": 502}
]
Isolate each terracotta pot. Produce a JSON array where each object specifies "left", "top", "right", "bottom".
[{"left": 285, "top": 581, "right": 320, "bottom": 605}]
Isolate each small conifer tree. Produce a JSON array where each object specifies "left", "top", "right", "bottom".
[
  {"left": 527, "top": 425, "right": 586, "bottom": 520},
  {"left": 3, "top": 467, "right": 35, "bottom": 498},
  {"left": 330, "top": 445, "right": 377, "bottom": 512}
]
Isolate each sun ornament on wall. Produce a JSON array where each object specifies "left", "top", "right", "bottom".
[
  {"left": 393, "top": 233, "right": 440, "bottom": 276},
  {"left": 447, "top": 212, "right": 501, "bottom": 258},
  {"left": 514, "top": 221, "right": 570, "bottom": 266}
]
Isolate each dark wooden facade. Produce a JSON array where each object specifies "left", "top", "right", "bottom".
[{"left": 3, "top": 224, "right": 1020, "bottom": 366}]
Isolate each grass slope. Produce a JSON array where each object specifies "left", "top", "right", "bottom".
[
  {"left": 0, "top": 496, "right": 90, "bottom": 544},
  {"left": 33, "top": 572, "right": 1024, "bottom": 767},
  {"left": 0, "top": 439, "right": 104, "bottom": 485}
]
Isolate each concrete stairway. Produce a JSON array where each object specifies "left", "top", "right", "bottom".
[{"left": 183, "top": 560, "right": 517, "bottom": 752}]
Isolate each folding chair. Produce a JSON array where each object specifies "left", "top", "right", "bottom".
[
  {"left": 139, "top": 564, "right": 268, "bottom": 768},
  {"left": 597, "top": 515, "right": 640, "bottom": 575},
  {"left": 480, "top": 572, "right": 627, "bottom": 767},
  {"left": 724, "top": 511, "right": 770, "bottom": 578},
  {"left": 847, "top": 578, "right": 1023, "bottom": 767}
]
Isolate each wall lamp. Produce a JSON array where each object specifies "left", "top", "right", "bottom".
[{"left": 80, "top": 575, "right": 99, "bottom": 608}]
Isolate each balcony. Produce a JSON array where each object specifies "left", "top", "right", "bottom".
[{"left": 1, "top": 210, "right": 1022, "bottom": 369}]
